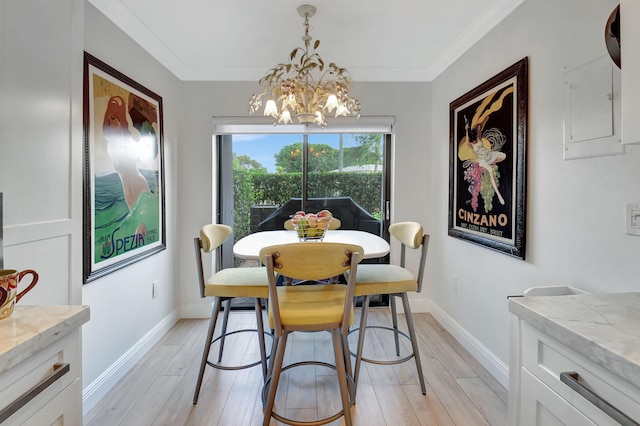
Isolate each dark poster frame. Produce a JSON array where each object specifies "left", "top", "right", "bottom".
[
  {"left": 448, "top": 57, "right": 528, "bottom": 259},
  {"left": 82, "top": 52, "right": 166, "bottom": 282}
]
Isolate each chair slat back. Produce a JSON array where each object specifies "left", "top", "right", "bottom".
[
  {"left": 195, "top": 224, "right": 233, "bottom": 298},
  {"left": 389, "top": 222, "right": 430, "bottom": 293},
  {"left": 200, "top": 224, "right": 233, "bottom": 253},
  {"left": 261, "top": 242, "right": 361, "bottom": 281},
  {"left": 389, "top": 222, "right": 423, "bottom": 249},
  {"left": 260, "top": 242, "right": 362, "bottom": 335}
]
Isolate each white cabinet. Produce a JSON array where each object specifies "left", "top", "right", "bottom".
[
  {"left": 519, "top": 368, "right": 597, "bottom": 426},
  {"left": 0, "top": 329, "right": 81, "bottom": 425},
  {"left": 508, "top": 294, "right": 640, "bottom": 426},
  {"left": 621, "top": 0, "right": 640, "bottom": 144},
  {"left": 22, "top": 379, "right": 82, "bottom": 426},
  {"left": 0, "top": 306, "right": 89, "bottom": 425},
  {"left": 510, "top": 321, "right": 639, "bottom": 425}
]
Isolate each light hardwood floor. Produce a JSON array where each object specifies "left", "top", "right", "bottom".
[{"left": 83, "top": 308, "right": 507, "bottom": 425}]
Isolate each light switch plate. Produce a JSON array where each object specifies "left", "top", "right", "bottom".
[{"left": 626, "top": 203, "right": 640, "bottom": 236}]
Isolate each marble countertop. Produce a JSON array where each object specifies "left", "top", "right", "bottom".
[
  {"left": 509, "top": 292, "right": 640, "bottom": 390},
  {"left": 0, "top": 305, "right": 90, "bottom": 374}
]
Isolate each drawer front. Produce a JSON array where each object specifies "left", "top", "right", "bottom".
[
  {"left": 23, "top": 379, "right": 81, "bottom": 426},
  {"left": 520, "top": 368, "right": 598, "bottom": 426},
  {"left": 522, "top": 322, "right": 640, "bottom": 423},
  {"left": 0, "top": 329, "right": 81, "bottom": 423}
]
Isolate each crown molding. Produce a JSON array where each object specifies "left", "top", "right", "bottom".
[
  {"left": 89, "top": 0, "right": 525, "bottom": 82},
  {"left": 426, "top": 0, "right": 526, "bottom": 80}
]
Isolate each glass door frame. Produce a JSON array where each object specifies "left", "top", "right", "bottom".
[{"left": 214, "top": 116, "right": 395, "bottom": 271}]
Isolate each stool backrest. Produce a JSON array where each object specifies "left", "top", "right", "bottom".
[
  {"left": 194, "top": 224, "right": 233, "bottom": 298},
  {"left": 389, "top": 222, "right": 430, "bottom": 293},
  {"left": 260, "top": 242, "right": 362, "bottom": 334}
]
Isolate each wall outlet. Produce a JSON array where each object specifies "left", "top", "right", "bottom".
[{"left": 152, "top": 280, "right": 159, "bottom": 299}]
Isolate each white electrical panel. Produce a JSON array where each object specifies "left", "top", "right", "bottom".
[{"left": 563, "top": 55, "right": 624, "bottom": 159}]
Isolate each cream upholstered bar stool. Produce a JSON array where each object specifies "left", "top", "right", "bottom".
[
  {"left": 192, "top": 224, "right": 270, "bottom": 404},
  {"left": 349, "top": 221, "right": 430, "bottom": 397},
  {"left": 260, "top": 242, "right": 362, "bottom": 426}
]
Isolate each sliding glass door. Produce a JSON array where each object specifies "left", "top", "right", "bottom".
[{"left": 217, "top": 130, "right": 391, "bottom": 267}]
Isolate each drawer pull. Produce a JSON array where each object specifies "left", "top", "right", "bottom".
[
  {"left": 560, "top": 371, "right": 639, "bottom": 426},
  {"left": 0, "top": 362, "right": 70, "bottom": 424}
]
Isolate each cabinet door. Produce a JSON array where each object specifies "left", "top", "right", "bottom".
[
  {"left": 22, "top": 379, "right": 81, "bottom": 426},
  {"left": 520, "top": 368, "right": 598, "bottom": 426}
]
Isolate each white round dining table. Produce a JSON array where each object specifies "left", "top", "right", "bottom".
[{"left": 233, "top": 230, "right": 390, "bottom": 260}]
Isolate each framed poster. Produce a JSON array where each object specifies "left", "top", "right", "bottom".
[
  {"left": 448, "top": 57, "right": 528, "bottom": 259},
  {"left": 83, "top": 52, "right": 165, "bottom": 283}
]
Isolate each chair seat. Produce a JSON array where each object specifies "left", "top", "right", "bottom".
[
  {"left": 351, "top": 264, "right": 417, "bottom": 296},
  {"left": 268, "top": 285, "right": 354, "bottom": 330},
  {"left": 205, "top": 266, "right": 270, "bottom": 298}
]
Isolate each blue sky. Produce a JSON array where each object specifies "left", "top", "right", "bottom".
[{"left": 232, "top": 133, "right": 360, "bottom": 172}]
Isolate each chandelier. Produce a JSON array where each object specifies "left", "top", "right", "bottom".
[{"left": 249, "top": 4, "right": 361, "bottom": 127}]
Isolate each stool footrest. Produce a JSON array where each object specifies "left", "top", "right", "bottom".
[
  {"left": 348, "top": 325, "right": 415, "bottom": 365},
  {"left": 262, "top": 360, "right": 355, "bottom": 425},
  {"left": 206, "top": 328, "right": 272, "bottom": 371}
]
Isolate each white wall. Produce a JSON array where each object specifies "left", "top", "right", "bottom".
[
  {"left": 428, "top": 0, "right": 640, "bottom": 387},
  {"left": 177, "top": 81, "right": 431, "bottom": 317},
  {"left": 1, "top": 1, "right": 182, "bottom": 413},
  {"left": 0, "top": 0, "right": 84, "bottom": 305},
  {"left": 80, "top": 4, "right": 181, "bottom": 411}
]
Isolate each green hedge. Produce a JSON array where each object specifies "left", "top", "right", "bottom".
[{"left": 234, "top": 170, "right": 382, "bottom": 239}]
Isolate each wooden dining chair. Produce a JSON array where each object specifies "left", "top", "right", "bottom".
[
  {"left": 349, "top": 221, "right": 430, "bottom": 397},
  {"left": 260, "top": 242, "right": 362, "bottom": 426},
  {"left": 192, "top": 224, "right": 270, "bottom": 404}
]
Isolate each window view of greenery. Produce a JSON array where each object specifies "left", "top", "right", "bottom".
[{"left": 232, "top": 133, "right": 384, "bottom": 241}]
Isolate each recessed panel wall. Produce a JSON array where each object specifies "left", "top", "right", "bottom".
[{"left": 0, "top": 0, "right": 79, "bottom": 304}]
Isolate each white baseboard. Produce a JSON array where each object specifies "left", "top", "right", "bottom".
[
  {"left": 357, "top": 296, "right": 508, "bottom": 389},
  {"left": 407, "top": 298, "right": 430, "bottom": 314},
  {"left": 424, "top": 299, "right": 509, "bottom": 389},
  {"left": 180, "top": 302, "right": 214, "bottom": 319},
  {"left": 82, "top": 309, "right": 180, "bottom": 415}
]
